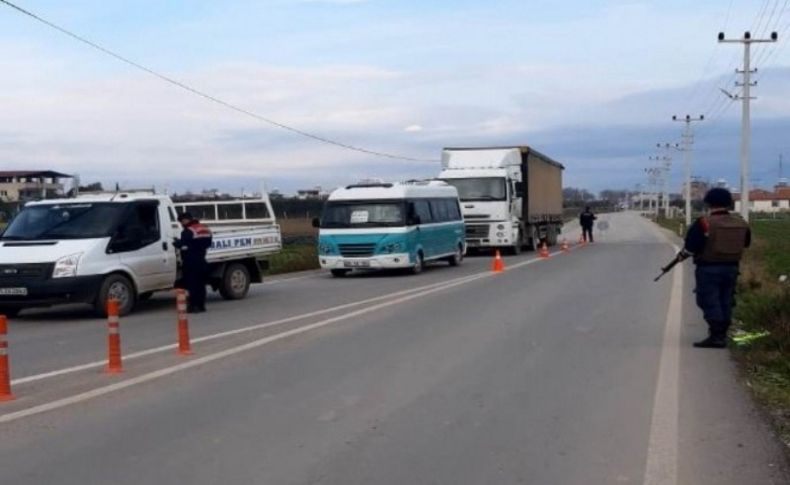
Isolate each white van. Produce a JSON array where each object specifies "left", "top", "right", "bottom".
[{"left": 0, "top": 191, "right": 281, "bottom": 316}]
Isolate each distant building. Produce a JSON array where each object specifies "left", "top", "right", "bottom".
[
  {"left": 733, "top": 185, "right": 790, "bottom": 213},
  {"left": 689, "top": 180, "right": 709, "bottom": 201},
  {"left": 0, "top": 170, "right": 72, "bottom": 202},
  {"left": 296, "top": 186, "right": 328, "bottom": 200}
]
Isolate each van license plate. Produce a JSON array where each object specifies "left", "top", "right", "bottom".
[
  {"left": 0, "top": 288, "right": 27, "bottom": 296},
  {"left": 343, "top": 260, "right": 370, "bottom": 268}
]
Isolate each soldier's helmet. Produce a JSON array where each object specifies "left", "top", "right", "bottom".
[{"left": 703, "top": 188, "right": 734, "bottom": 208}]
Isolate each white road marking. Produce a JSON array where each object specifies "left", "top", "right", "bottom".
[
  {"left": 0, "top": 250, "right": 575, "bottom": 423},
  {"left": 643, "top": 240, "right": 683, "bottom": 485}
]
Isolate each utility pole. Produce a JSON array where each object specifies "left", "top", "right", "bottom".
[
  {"left": 644, "top": 166, "right": 663, "bottom": 218},
  {"left": 653, "top": 143, "right": 679, "bottom": 218},
  {"left": 672, "top": 115, "right": 704, "bottom": 226},
  {"left": 719, "top": 30, "right": 778, "bottom": 220}
]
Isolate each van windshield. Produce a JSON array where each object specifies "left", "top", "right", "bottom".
[
  {"left": 1, "top": 203, "right": 128, "bottom": 240},
  {"left": 321, "top": 201, "right": 405, "bottom": 228},
  {"left": 442, "top": 178, "right": 507, "bottom": 201}
]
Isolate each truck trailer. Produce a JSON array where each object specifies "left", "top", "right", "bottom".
[{"left": 438, "top": 146, "right": 564, "bottom": 253}]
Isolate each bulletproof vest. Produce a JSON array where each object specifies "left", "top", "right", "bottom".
[{"left": 699, "top": 213, "right": 749, "bottom": 263}]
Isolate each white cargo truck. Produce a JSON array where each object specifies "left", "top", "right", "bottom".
[
  {"left": 439, "top": 146, "right": 564, "bottom": 254},
  {"left": 0, "top": 191, "right": 281, "bottom": 316}
]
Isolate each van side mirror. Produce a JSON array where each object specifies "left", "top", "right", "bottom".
[
  {"left": 410, "top": 215, "right": 422, "bottom": 226},
  {"left": 514, "top": 182, "right": 524, "bottom": 198},
  {"left": 312, "top": 217, "right": 321, "bottom": 228}
]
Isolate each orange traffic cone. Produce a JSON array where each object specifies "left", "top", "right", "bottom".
[
  {"left": 561, "top": 239, "right": 569, "bottom": 252},
  {"left": 578, "top": 234, "right": 585, "bottom": 246},
  {"left": 0, "top": 315, "right": 14, "bottom": 402},
  {"left": 492, "top": 250, "right": 505, "bottom": 273},
  {"left": 540, "top": 242, "right": 550, "bottom": 258},
  {"left": 105, "top": 299, "right": 123, "bottom": 374}
]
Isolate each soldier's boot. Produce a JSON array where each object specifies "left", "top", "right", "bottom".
[{"left": 694, "top": 321, "right": 728, "bottom": 349}]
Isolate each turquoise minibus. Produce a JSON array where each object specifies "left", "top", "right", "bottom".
[{"left": 315, "top": 181, "right": 465, "bottom": 276}]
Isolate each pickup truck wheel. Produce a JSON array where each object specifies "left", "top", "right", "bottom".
[
  {"left": 95, "top": 274, "right": 136, "bottom": 317},
  {"left": 220, "top": 263, "right": 250, "bottom": 300},
  {"left": 0, "top": 307, "right": 20, "bottom": 318},
  {"left": 330, "top": 269, "right": 349, "bottom": 278}
]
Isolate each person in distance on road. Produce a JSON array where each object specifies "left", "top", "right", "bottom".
[
  {"left": 682, "top": 188, "right": 751, "bottom": 349},
  {"left": 174, "top": 212, "right": 213, "bottom": 314},
  {"left": 579, "top": 206, "right": 597, "bottom": 243}
]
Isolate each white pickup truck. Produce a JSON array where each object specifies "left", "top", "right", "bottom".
[{"left": 0, "top": 191, "right": 282, "bottom": 316}]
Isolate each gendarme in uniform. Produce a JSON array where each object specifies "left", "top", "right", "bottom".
[{"left": 682, "top": 188, "right": 751, "bottom": 348}]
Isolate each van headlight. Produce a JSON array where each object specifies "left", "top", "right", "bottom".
[
  {"left": 383, "top": 242, "right": 404, "bottom": 253},
  {"left": 52, "top": 253, "right": 82, "bottom": 278}
]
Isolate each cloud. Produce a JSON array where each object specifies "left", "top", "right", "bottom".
[{"left": 403, "top": 124, "right": 423, "bottom": 132}]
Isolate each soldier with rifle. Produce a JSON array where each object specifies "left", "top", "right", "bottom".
[{"left": 654, "top": 188, "right": 751, "bottom": 348}]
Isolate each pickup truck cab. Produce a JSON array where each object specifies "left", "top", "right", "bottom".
[{"left": 0, "top": 191, "right": 281, "bottom": 317}]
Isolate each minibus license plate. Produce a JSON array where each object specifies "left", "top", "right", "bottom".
[
  {"left": 0, "top": 287, "right": 27, "bottom": 296},
  {"left": 343, "top": 260, "right": 370, "bottom": 268}
]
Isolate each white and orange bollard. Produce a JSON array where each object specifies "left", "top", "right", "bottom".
[
  {"left": 176, "top": 289, "right": 192, "bottom": 356},
  {"left": 105, "top": 299, "right": 123, "bottom": 374},
  {"left": 561, "top": 239, "right": 569, "bottom": 252},
  {"left": 0, "top": 315, "right": 14, "bottom": 401}
]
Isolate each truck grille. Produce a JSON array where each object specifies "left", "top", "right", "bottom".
[
  {"left": 465, "top": 225, "right": 490, "bottom": 239},
  {"left": 0, "top": 263, "right": 53, "bottom": 281},
  {"left": 338, "top": 243, "right": 376, "bottom": 257}
]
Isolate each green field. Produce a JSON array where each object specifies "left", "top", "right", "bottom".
[{"left": 731, "top": 220, "right": 790, "bottom": 446}]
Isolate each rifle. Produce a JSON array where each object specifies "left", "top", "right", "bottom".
[{"left": 654, "top": 251, "right": 690, "bottom": 282}]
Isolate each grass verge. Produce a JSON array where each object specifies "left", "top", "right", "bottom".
[
  {"left": 265, "top": 244, "right": 319, "bottom": 276},
  {"left": 731, "top": 219, "right": 790, "bottom": 447}
]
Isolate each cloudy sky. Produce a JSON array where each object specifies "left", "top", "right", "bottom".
[{"left": 1, "top": 0, "right": 789, "bottom": 195}]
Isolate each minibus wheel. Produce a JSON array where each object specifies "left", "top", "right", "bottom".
[
  {"left": 448, "top": 245, "right": 463, "bottom": 266},
  {"left": 0, "top": 307, "right": 20, "bottom": 318},
  {"left": 331, "top": 269, "right": 349, "bottom": 278},
  {"left": 410, "top": 253, "right": 424, "bottom": 274}
]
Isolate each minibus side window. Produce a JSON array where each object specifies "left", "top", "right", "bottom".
[
  {"left": 412, "top": 199, "right": 432, "bottom": 225},
  {"left": 430, "top": 199, "right": 450, "bottom": 222},
  {"left": 447, "top": 198, "right": 462, "bottom": 221}
]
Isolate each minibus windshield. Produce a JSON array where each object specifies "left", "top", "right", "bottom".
[
  {"left": 1, "top": 203, "right": 127, "bottom": 240},
  {"left": 321, "top": 201, "right": 405, "bottom": 228}
]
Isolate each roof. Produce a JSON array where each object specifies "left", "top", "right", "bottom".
[
  {"left": 442, "top": 146, "right": 564, "bottom": 170},
  {"left": 25, "top": 192, "right": 170, "bottom": 205},
  {"left": 732, "top": 189, "right": 790, "bottom": 201},
  {"left": 329, "top": 181, "right": 458, "bottom": 201},
  {"left": 0, "top": 170, "right": 72, "bottom": 179}
]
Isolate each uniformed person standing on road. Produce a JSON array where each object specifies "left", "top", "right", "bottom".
[
  {"left": 174, "top": 212, "right": 213, "bottom": 313},
  {"left": 681, "top": 188, "right": 751, "bottom": 348},
  {"left": 579, "top": 206, "right": 597, "bottom": 243}
]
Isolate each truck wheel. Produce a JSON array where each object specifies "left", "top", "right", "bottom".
[
  {"left": 0, "top": 307, "right": 20, "bottom": 318},
  {"left": 220, "top": 263, "right": 250, "bottom": 300},
  {"left": 331, "top": 269, "right": 349, "bottom": 278},
  {"left": 447, "top": 245, "right": 464, "bottom": 266},
  {"left": 508, "top": 231, "right": 522, "bottom": 255},
  {"left": 546, "top": 226, "right": 559, "bottom": 246},
  {"left": 95, "top": 274, "right": 136, "bottom": 317},
  {"left": 410, "top": 253, "right": 424, "bottom": 275},
  {"left": 138, "top": 292, "right": 154, "bottom": 302}
]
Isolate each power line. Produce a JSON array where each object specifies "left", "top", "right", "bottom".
[{"left": 0, "top": 0, "right": 438, "bottom": 163}]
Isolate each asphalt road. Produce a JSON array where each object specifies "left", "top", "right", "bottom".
[{"left": 0, "top": 213, "right": 787, "bottom": 484}]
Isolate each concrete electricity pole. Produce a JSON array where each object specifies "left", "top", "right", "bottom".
[
  {"left": 654, "top": 143, "right": 679, "bottom": 217},
  {"left": 672, "top": 115, "right": 704, "bottom": 226},
  {"left": 718, "top": 30, "right": 778, "bottom": 220}
]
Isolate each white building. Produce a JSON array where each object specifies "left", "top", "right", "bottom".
[{"left": 733, "top": 186, "right": 790, "bottom": 213}]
